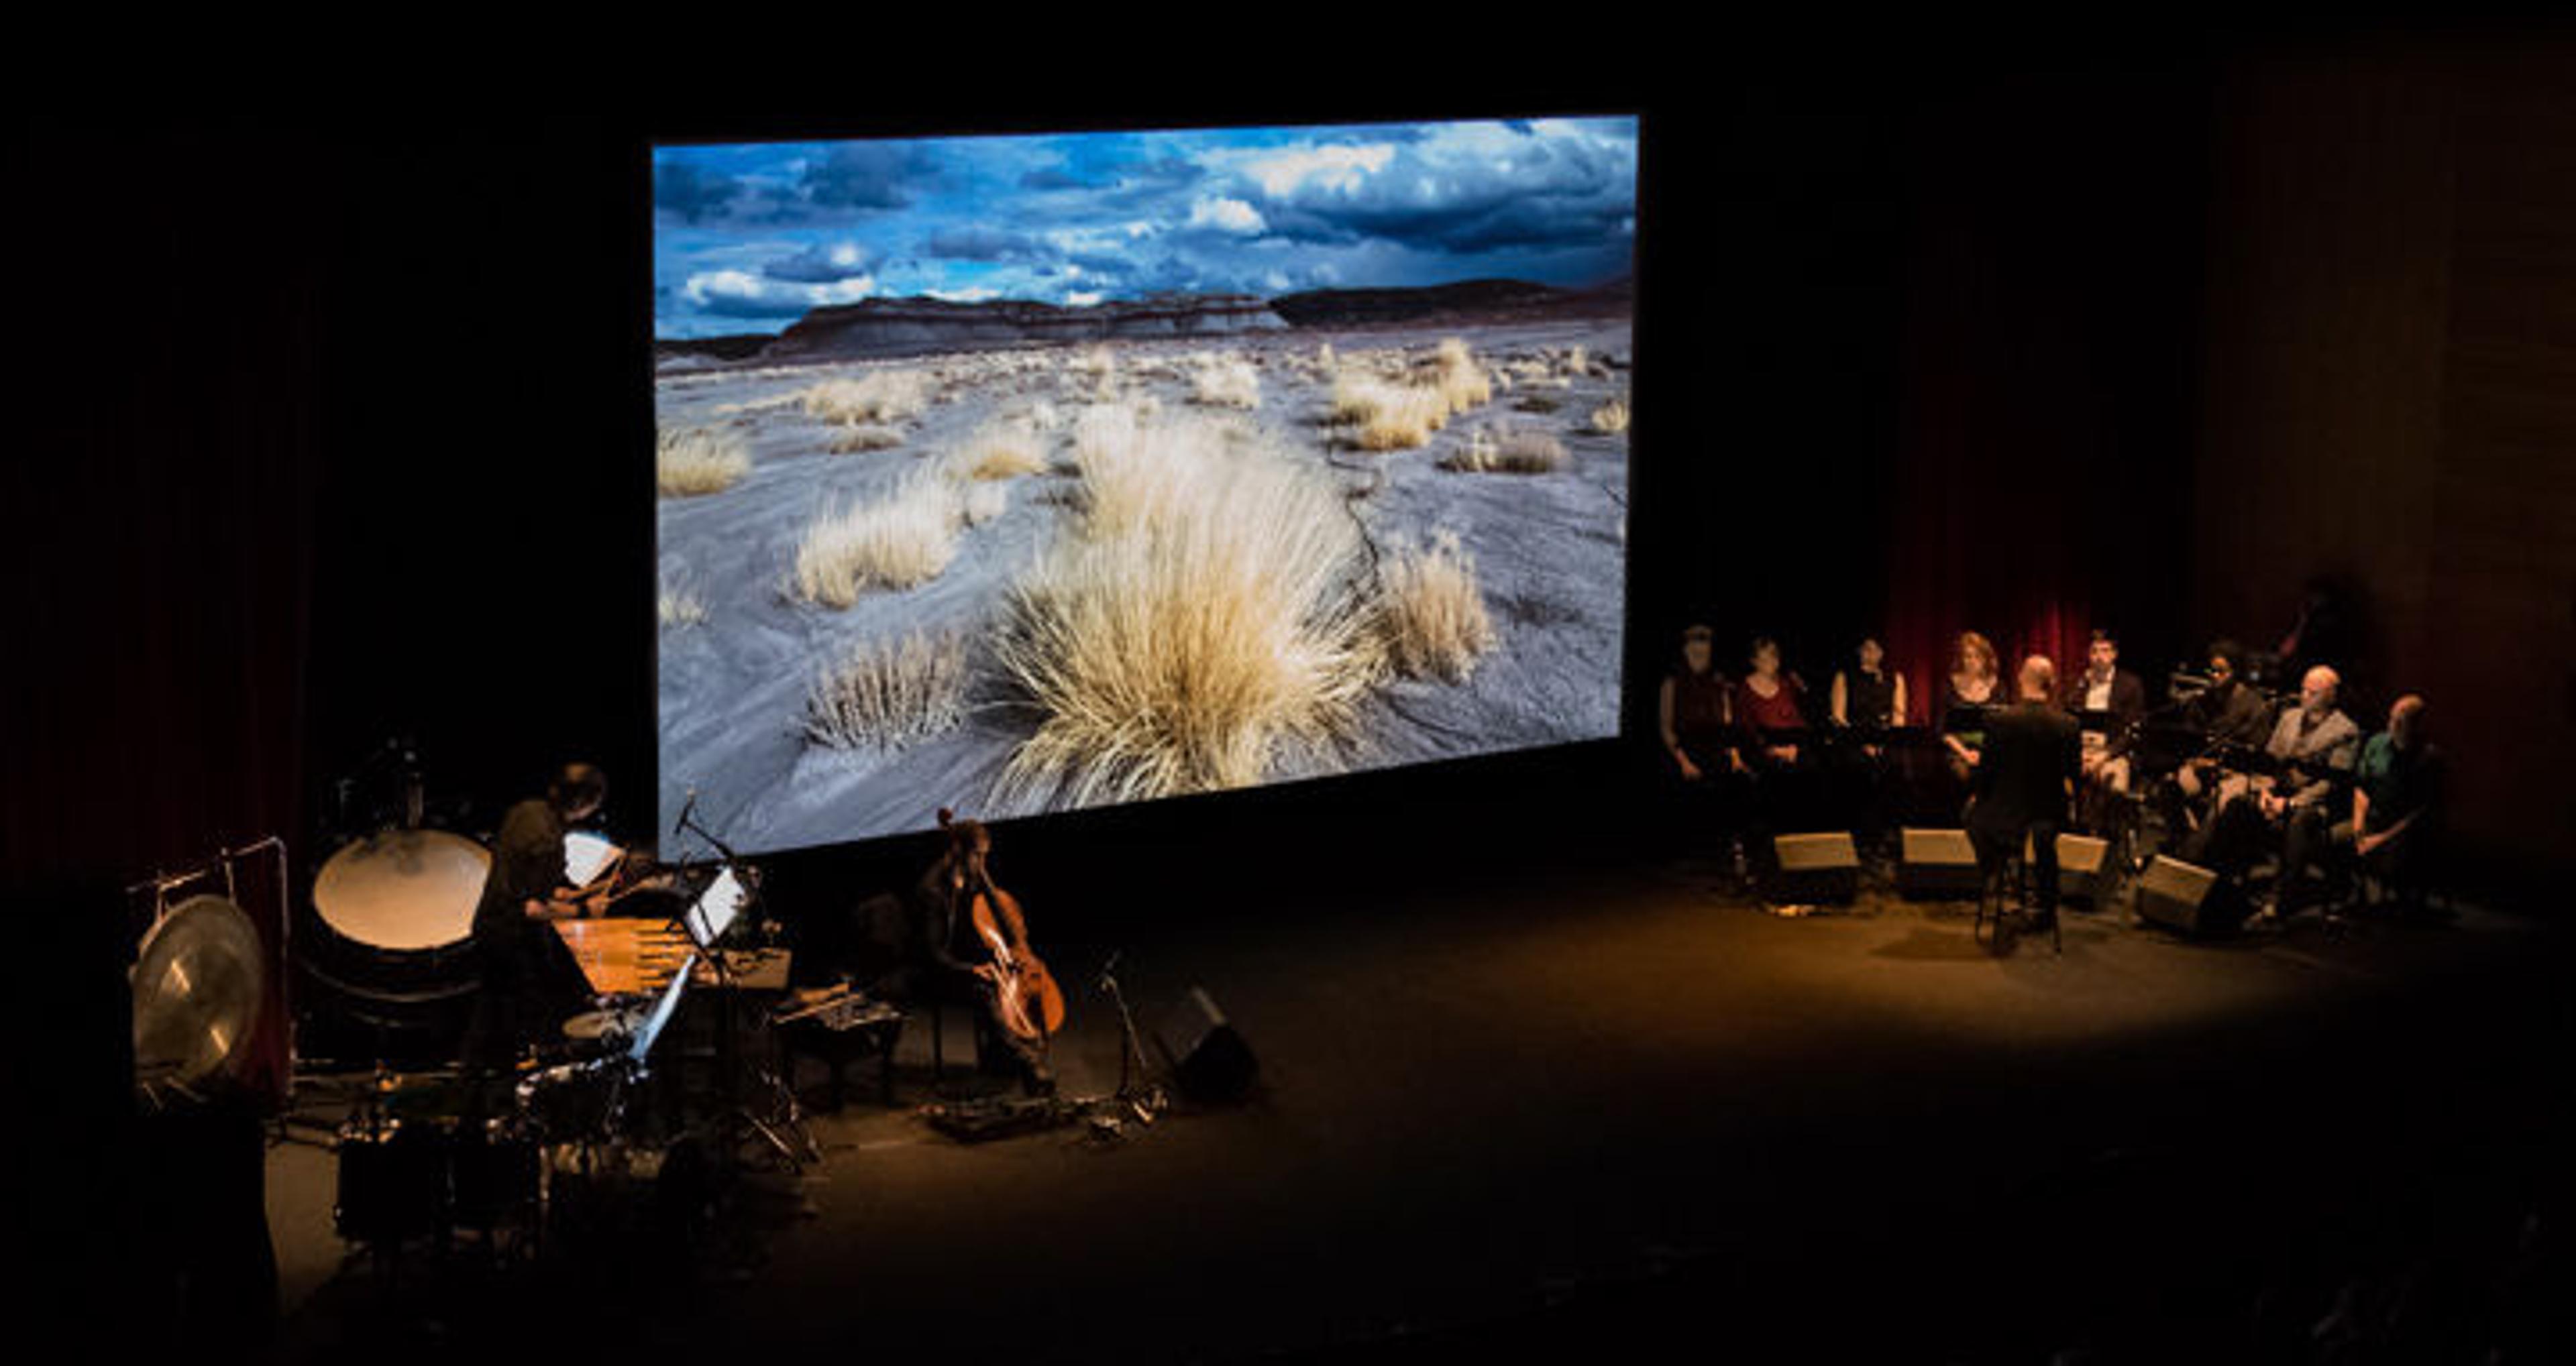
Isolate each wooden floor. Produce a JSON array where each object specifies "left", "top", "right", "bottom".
[{"left": 259, "top": 854, "right": 2571, "bottom": 1361}]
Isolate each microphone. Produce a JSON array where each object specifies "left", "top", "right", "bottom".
[
  {"left": 674, "top": 787, "right": 698, "bottom": 838},
  {"left": 1093, "top": 950, "right": 1122, "bottom": 993}
]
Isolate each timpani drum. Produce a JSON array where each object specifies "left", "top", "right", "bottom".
[{"left": 299, "top": 828, "right": 492, "bottom": 1063}]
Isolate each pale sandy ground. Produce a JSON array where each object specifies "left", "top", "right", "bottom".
[{"left": 654, "top": 317, "right": 1631, "bottom": 854}]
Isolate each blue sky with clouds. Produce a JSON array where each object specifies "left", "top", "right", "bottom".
[{"left": 652, "top": 116, "right": 1639, "bottom": 339}]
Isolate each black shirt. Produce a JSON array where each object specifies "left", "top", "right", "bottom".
[
  {"left": 1840, "top": 668, "right": 1899, "bottom": 731},
  {"left": 1970, "top": 701, "right": 2082, "bottom": 831},
  {"left": 2192, "top": 682, "right": 2273, "bottom": 748},
  {"left": 473, "top": 798, "right": 566, "bottom": 947},
  {"left": 910, "top": 854, "right": 983, "bottom": 975}
]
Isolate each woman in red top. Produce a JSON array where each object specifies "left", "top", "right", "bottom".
[
  {"left": 1732, "top": 637, "right": 1809, "bottom": 769},
  {"left": 1732, "top": 637, "right": 1821, "bottom": 846}
]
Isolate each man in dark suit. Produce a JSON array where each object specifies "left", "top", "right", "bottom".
[
  {"left": 2066, "top": 629, "right": 2147, "bottom": 783},
  {"left": 1969, "top": 657, "right": 2084, "bottom": 929}
]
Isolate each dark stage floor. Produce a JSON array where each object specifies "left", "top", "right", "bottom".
[{"left": 256, "top": 854, "right": 2572, "bottom": 1363}]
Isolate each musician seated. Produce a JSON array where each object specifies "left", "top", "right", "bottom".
[
  {"left": 1938, "top": 630, "right": 2003, "bottom": 788},
  {"left": 2065, "top": 628, "right": 2147, "bottom": 810},
  {"left": 2174, "top": 640, "right": 2273, "bottom": 804},
  {"left": 1658, "top": 623, "right": 1750, "bottom": 871},
  {"left": 2182, "top": 665, "right": 2361, "bottom": 895},
  {"left": 1829, "top": 636, "right": 1909, "bottom": 752},
  {"left": 1828, "top": 636, "right": 1908, "bottom": 848},
  {"left": 1731, "top": 636, "right": 1821, "bottom": 838},
  {"left": 1966, "top": 657, "right": 2082, "bottom": 929},
  {"left": 2272, "top": 694, "right": 2445, "bottom": 921},
  {"left": 914, "top": 813, "right": 1055, "bottom": 1096}
]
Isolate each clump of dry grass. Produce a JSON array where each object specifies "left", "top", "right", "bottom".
[
  {"left": 949, "top": 419, "right": 1047, "bottom": 481},
  {"left": 1071, "top": 402, "right": 1140, "bottom": 469},
  {"left": 803, "top": 629, "right": 969, "bottom": 750},
  {"left": 994, "top": 413, "right": 1383, "bottom": 807},
  {"left": 800, "top": 369, "right": 930, "bottom": 425},
  {"left": 962, "top": 479, "right": 1010, "bottom": 526},
  {"left": 657, "top": 424, "right": 751, "bottom": 497},
  {"left": 1443, "top": 424, "right": 1570, "bottom": 474},
  {"left": 1067, "top": 345, "right": 1118, "bottom": 400},
  {"left": 1190, "top": 356, "right": 1261, "bottom": 410},
  {"left": 1330, "top": 373, "right": 1451, "bottom": 451},
  {"left": 1326, "top": 339, "right": 1489, "bottom": 451},
  {"left": 1426, "top": 337, "right": 1493, "bottom": 414},
  {"left": 828, "top": 423, "right": 906, "bottom": 453},
  {"left": 657, "top": 581, "right": 707, "bottom": 629},
  {"left": 1589, "top": 396, "right": 1630, "bottom": 435},
  {"left": 791, "top": 471, "right": 961, "bottom": 608},
  {"left": 1377, "top": 530, "right": 1495, "bottom": 683}
]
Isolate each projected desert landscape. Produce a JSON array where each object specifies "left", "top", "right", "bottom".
[{"left": 654, "top": 119, "right": 1636, "bottom": 850}]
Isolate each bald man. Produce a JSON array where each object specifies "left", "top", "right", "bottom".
[
  {"left": 1967, "top": 657, "right": 2083, "bottom": 927},
  {"left": 2275, "top": 693, "right": 2445, "bottom": 920},
  {"left": 2186, "top": 666, "right": 2361, "bottom": 911}
]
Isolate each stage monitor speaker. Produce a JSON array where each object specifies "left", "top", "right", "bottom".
[
  {"left": 2135, "top": 855, "right": 2227, "bottom": 935},
  {"left": 1898, "top": 828, "right": 1982, "bottom": 899},
  {"left": 1155, "top": 986, "right": 1258, "bottom": 1104},
  {"left": 1768, "top": 832, "right": 1858, "bottom": 904},
  {"left": 2026, "top": 832, "right": 2113, "bottom": 904}
]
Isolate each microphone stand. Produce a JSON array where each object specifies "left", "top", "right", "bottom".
[{"left": 1094, "top": 952, "right": 1166, "bottom": 1123}]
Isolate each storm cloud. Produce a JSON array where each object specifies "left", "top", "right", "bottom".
[{"left": 653, "top": 117, "right": 1636, "bottom": 339}]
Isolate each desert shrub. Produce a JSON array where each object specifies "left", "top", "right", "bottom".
[
  {"left": 1377, "top": 531, "right": 1495, "bottom": 683},
  {"left": 962, "top": 479, "right": 1010, "bottom": 526},
  {"left": 1589, "top": 397, "right": 1631, "bottom": 435},
  {"left": 1068, "top": 345, "right": 1116, "bottom": 394},
  {"left": 1191, "top": 356, "right": 1261, "bottom": 410},
  {"left": 657, "top": 424, "right": 751, "bottom": 497},
  {"left": 791, "top": 471, "right": 961, "bottom": 608},
  {"left": 828, "top": 423, "right": 906, "bottom": 453},
  {"left": 1442, "top": 424, "right": 1570, "bottom": 474},
  {"left": 803, "top": 629, "right": 969, "bottom": 750},
  {"left": 1071, "top": 402, "right": 1140, "bottom": 469},
  {"left": 1427, "top": 337, "right": 1493, "bottom": 414},
  {"left": 1331, "top": 374, "right": 1450, "bottom": 451},
  {"left": 800, "top": 369, "right": 930, "bottom": 425},
  {"left": 657, "top": 581, "right": 707, "bottom": 628},
  {"left": 950, "top": 419, "right": 1047, "bottom": 481},
  {"left": 994, "top": 414, "right": 1382, "bottom": 807}
]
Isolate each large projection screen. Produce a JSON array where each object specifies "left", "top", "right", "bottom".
[{"left": 654, "top": 116, "right": 1637, "bottom": 854}]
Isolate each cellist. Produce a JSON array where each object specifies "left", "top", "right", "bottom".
[{"left": 914, "top": 810, "right": 1056, "bottom": 1096}]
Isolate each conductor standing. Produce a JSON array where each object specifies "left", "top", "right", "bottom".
[{"left": 1968, "top": 656, "right": 2083, "bottom": 931}]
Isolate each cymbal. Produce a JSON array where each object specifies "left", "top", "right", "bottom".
[{"left": 132, "top": 894, "right": 265, "bottom": 1088}]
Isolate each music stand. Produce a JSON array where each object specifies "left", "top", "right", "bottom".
[{"left": 668, "top": 803, "right": 816, "bottom": 1173}]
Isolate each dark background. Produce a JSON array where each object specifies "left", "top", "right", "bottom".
[
  {"left": 8, "top": 19, "right": 2575, "bottom": 1335},
  {"left": 12, "top": 25, "right": 2571, "bottom": 916}
]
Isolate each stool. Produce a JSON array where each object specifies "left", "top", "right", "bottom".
[{"left": 1976, "top": 848, "right": 2061, "bottom": 955}]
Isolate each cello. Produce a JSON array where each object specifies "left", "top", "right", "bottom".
[{"left": 941, "top": 810, "right": 1066, "bottom": 1041}]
